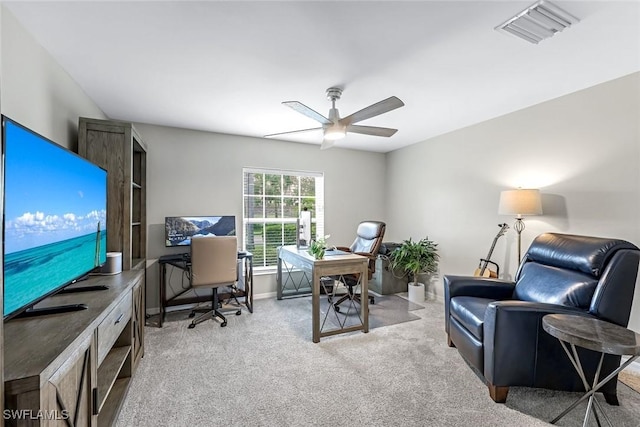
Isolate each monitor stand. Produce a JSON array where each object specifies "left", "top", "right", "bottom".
[{"left": 16, "top": 303, "right": 88, "bottom": 319}]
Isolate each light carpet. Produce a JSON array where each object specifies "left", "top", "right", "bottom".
[{"left": 118, "top": 297, "right": 640, "bottom": 426}]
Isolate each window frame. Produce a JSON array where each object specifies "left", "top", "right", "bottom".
[{"left": 242, "top": 167, "right": 324, "bottom": 271}]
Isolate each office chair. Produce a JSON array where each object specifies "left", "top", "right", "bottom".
[
  {"left": 332, "top": 221, "right": 386, "bottom": 311},
  {"left": 188, "top": 235, "right": 241, "bottom": 328}
]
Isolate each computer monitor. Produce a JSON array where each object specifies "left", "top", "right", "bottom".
[{"left": 165, "top": 215, "right": 236, "bottom": 247}]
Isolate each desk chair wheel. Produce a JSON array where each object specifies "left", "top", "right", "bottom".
[
  {"left": 334, "top": 305, "right": 340, "bottom": 313},
  {"left": 235, "top": 310, "right": 241, "bottom": 316},
  {"left": 188, "top": 312, "right": 196, "bottom": 318},
  {"left": 188, "top": 323, "right": 196, "bottom": 329},
  {"left": 221, "top": 321, "right": 227, "bottom": 327}
]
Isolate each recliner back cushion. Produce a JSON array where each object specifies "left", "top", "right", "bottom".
[
  {"left": 513, "top": 263, "right": 598, "bottom": 309},
  {"left": 524, "top": 233, "right": 637, "bottom": 277}
]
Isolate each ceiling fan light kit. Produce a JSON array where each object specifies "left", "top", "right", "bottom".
[
  {"left": 496, "top": 0, "right": 579, "bottom": 44},
  {"left": 265, "top": 86, "right": 404, "bottom": 150}
]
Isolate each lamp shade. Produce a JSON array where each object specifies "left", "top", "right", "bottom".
[{"left": 498, "top": 189, "right": 542, "bottom": 218}]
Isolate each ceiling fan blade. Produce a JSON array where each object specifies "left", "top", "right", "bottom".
[
  {"left": 283, "top": 101, "right": 331, "bottom": 125},
  {"left": 340, "top": 96, "right": 404, "bottom": 126},
  {"left": 264, "top": 127, "right": 322, "bottom": 138},
  {"left": 346, "top": 125, "right": 398, "bottom": 137},
  {"left": 320, "top": 138, "right": 336, "bottom": 150}
]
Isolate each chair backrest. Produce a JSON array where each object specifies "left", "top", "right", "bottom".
[
  {"left": 514, "top": 232, "right": 640, "bottom": 326},
  {"left": 190, "top": 235, "right": 237, "bottom": 288},
  {"left": 349, "top": 221, "right": 386, "bottom": 277}
]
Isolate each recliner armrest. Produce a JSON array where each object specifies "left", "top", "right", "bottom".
[
  {"left": 483, "top": 300, "right": 592, "bottom": 386},
  {"left": 335, "top": 246, "right": 352, "bottom": 252},
  {"left": 443, "top": 275, "right": 515, "bottom": 335},
  {"left": 444, "top": 275, "right": 515, "bottom": 300}
]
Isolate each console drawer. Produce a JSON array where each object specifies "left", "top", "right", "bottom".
[{"left": 97, "top": 292, "right": 132, "bottom": 365}]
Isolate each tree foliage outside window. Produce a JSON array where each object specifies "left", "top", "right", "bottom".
[{"left": 243, "top": 168, "right": 324, "bottom": 268}]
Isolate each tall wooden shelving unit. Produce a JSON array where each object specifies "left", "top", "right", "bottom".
[{"left": 77, "top": 117, "right": 147, "bottom": 271}]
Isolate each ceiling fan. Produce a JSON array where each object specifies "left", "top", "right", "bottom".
[{"left": 265, "top": 87, "right": 405, "bottom": 150}]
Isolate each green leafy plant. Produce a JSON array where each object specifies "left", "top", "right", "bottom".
[
  {"left": 389, "top": 237, "right": 440, "bottom": 284},
  {"left": 308, "top": 235, "right": 330, "bottom": 260}
]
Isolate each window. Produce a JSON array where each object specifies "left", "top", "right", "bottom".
[{"left": 243, "top": 168, "right": 324, "bottom": 269}]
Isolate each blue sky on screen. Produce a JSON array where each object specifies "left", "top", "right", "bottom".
[{"left": 3, "top": 120, "right": 107, "bottom": 254}]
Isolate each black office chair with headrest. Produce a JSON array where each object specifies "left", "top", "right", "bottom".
[{"left": 331, "top": 221, "right": 386, "bottom": 311}]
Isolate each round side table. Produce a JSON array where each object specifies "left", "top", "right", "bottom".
[{"left": 542, "top": 314, "right": 640, "bottom": 426}]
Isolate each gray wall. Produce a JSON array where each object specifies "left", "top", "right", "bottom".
[
  {"left": 0, "top": 8, "right": 106, "bottom": 148},
  {"left": 385, "top": 72, "right": 640, "bottom": 332},
  {"left": 134, "top": 123, "right": 386, "bottom": 307}
]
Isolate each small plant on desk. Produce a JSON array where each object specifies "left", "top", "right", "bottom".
[{"left": 308, "top": 235, "right": 330, "bottom": 260}]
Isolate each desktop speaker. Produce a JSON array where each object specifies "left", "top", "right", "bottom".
[{"left": 100, "top": 252, "right": 123, "bottom": 275}]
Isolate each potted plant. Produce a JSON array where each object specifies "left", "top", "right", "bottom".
[
  {"left": 308, "top": 235, "right": 330, "bottom": 260},
  {"left": 389, "top": 237, "right": 440, "bottom": 302}
]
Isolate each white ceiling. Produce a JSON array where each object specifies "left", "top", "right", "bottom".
[{"left": 5, "top": 1, "right": 640, "bottom": 153}]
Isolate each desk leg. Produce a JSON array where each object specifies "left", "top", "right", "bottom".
[
  {"left": 361, "top": 263, "right": 369, "bottom": 334},
  {"left": 158, "top": 262, "right": 166, "bottom": 328},
  {"left": 245, "top": 256, "right": 254, "bottom": 313},
  {"left": 277, "top": 250, "right": 283, "bottom": 300},
  {"left": 312, "top": 267, "right": 320, "bottom": 343}
]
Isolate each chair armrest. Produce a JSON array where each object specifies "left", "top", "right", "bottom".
[
  {"left": 353, "top": 251, "right": 376, "bottom": 260},
  {"left": 443, "top": 275, "right": 515, "bottom": 335},
  {"left": 335, "top": 246, "right": 352, "bottom": 252},
  {"left": 444, "top": 275, "right": 515, "bottom": 300},
  {"left": 483, "top": 300, "right": 592, "bottom": 385}
]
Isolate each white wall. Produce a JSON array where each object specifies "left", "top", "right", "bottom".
[
  {"left": 0, "top": 7, "right": 106, "bottom": 148},
  {"left": 385, "top": 72, "right": 640, "bottom": 332},
  {"left": 134, "top": 123, "right": 387, "bottom": 308}
]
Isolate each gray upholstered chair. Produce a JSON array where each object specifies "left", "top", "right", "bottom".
[
  {"left": 188, "top": 235, "right": 241, "bottom": 328},
  {"left": 444, "top": 232, "right": 640, "bottom": 404},
  {"left": 332, "top": 220, "right": 386, "bottom": 310}
]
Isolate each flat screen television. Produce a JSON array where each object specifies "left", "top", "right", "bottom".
[
  {"left": 2, "top": 116, "right": 108, "bottom": 319},
  {"left": 165, "top": 216, "right": 236, "bottom": 247}
]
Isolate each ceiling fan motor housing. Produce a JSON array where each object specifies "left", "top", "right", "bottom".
[{"left": 326, "top": 87, "right": 343, "bottom": 101}]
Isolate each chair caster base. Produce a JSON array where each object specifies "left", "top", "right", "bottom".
[
  {"left": 188, "top": 323, "right": 196, "bottom": 329},
  {"left": 221, "top": 321, "right": 227, "bottom": 327},
  {"left": 235, "top": 310, "right": 241, "bottom": 316}
]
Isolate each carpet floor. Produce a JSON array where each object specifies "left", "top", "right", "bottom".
[{"left": 117, "top": 296, "right": 640, "bottom": 426}]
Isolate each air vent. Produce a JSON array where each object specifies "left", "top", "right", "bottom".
[{"left": 496, "top": 0, "right": 579, "bottom": 44}]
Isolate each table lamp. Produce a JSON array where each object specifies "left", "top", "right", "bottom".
[{"left": 498, "top": 188, "right": 542, "bottom": 262}]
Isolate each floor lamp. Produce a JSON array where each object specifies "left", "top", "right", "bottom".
[{"left": 498, "top": 189, "right": 543, "bottom": 262}]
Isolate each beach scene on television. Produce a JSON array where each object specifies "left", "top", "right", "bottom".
[
  {"left": 165, "top": 215, "right": 236, "bottom": 246},
  {"left": 3, "top": 120, "right": 107, "bottom": 317}
]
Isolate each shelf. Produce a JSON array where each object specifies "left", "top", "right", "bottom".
[
  {"left": 97, "top": 345, "right": 131, "bottom": 413},
  {"left": 132, "top": 222, "right": 141, "bottom": 227},
  {"left": 132, "top": 182, "right": 142, "bottom": 189},
  {"left": 97, "top": 378, "right": 130, "bottom": 427}
]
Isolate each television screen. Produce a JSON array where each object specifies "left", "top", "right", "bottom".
[
  {"left": 165, "top": 216, "right": 236, "bottom": 247},
  {"left": 2, "top": 117, "right": 108, "bottom": 319}
]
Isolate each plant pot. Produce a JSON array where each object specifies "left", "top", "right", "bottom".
[{"left": 408, "top": 282, "right": 425, "bottom": 303}]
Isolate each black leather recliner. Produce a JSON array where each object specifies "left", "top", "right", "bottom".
[{"left": 444, "top": 233, "right": 640, "bottom": 404}]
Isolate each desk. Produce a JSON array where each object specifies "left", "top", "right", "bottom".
[
  {"left": 156, "top": 251, "right": 253, "bottom": 327},
  {"left": 542, "top": 314, "right": 640, "bottom": 426},
  {"left": 277, "top": 245, "right": 369, "bottom": 343}
]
